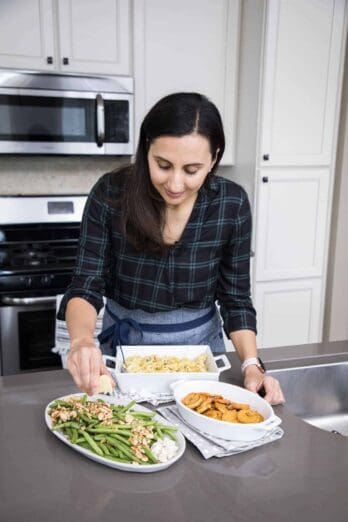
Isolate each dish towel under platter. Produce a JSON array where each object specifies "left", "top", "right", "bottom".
[
  {"left": 157, "top": 405, "right": 284, "bottom": 459},
  {"left": 110, "top": 388, "right": 174, "bottom": 406}
]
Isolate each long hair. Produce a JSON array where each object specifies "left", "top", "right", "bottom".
[{"left": 120, "top": 92, "right": 225, "bottom": 254}]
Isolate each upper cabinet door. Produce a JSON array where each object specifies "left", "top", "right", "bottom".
[
  {"left": 58, "top": 0, "right": 131, "bottom": 75},
  {"left": 133, "top": 0, "right": 240, "bottom": 165},
  {"left": 259, "top": 0, "right": 346, "bottom": 167},
  {"left": 0, "top": 0, "right": 55, "bottom": 71}
]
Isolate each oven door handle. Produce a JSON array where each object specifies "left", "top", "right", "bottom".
[{"left": 1, "top": 296, "right": 57, "bottom": 306}]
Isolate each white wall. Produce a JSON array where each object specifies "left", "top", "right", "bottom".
[
  {"left": 222, "top": 0, "right": 265, "bottom": 205},
  {"left": 324, "top": 34, "right": 348, "bottom": 342}
]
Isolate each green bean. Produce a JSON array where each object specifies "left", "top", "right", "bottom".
[
  {"left": 105, "top": 436, "right": 130, "bottom": 452},
  {"left": 80, "top": 430, "right": 104, "bottom": 456},
  {"left": 160, "top": 425, "right": 177, "bottom": 431},
  {"left": 122, "top": 400, "right": 136, "bottom": 412},
  {"left": 89, "top": 419, "right": 100, "bottom": 426},
  {"left": 107, "top": 433, "right": 131, "bottom": 446},
  {"left": 107, "top": 455, "right": 135, "bottom": 463},
  {"left": 110, "top": 423, "right": 133, "bottom": 429},
  {"left": 52, "top": 421, "right": 81, "bottom": 431},
  {"left": 78, "top": 413, "right": 92, "bottom": 423},
  {"left": 99, "top": 443, "right": 111, "bottom": 456},
  {"left": 109, "top": 430, "right": 131, "bottom": 437},
  {"left": 87, "top": 427, "right": 130, "bottom": 434},
  {"left": 71, "top": 428, "right": 79, "bottom": 444},
  {"left": 142, "top": 447, "right": 157, "bottom": 464},
  {"left": 94, "top": 434, "right": 107, "bottom": 441},
  {"left": 107, "top": 443, "right": 128, "bottom": 460},
  {"left": 131, "top": 411, "right": 156, "bottom": 419},
  {"left": 76, "top": 441, "right": 90, "bottom": 450},
  {"left": 105, "top": 436, "right": 142, "bottom": 462},
  {"left": 161, "top": 430, "right": 177, "bottom": 441},
  {"left": 113, "top": 412, "right": 125, "bottom": 418},
  {"left": 156, "top": 426, "right": 163, "bottom": 438},
  {"left": 55, "top": 400, "right": 74, "bottom": 408},
  {"left": 138, "top": 420, "right": 157, "bottom": 426}
]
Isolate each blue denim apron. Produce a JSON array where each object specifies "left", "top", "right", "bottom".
[{"left": 98, "top": 300, "right": 226, "bottom": 355}]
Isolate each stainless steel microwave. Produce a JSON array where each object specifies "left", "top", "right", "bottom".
[{"left": 0, "top": 71, "right": 134, "bottom": 155}]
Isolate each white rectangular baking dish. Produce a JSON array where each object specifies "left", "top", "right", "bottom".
[{"left": 103, "top": 345, "right": 231, "bottom": 394}]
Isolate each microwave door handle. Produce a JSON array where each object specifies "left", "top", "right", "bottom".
[{"left": 96, "top": 94, "right": 105, "bottom": 147}]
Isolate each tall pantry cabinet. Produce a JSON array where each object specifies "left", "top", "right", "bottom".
[{"left": 253, "top": 0, "right": 347, "bottom": 348}]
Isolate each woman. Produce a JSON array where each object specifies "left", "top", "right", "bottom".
[{"left": 58, "top": 92, "right": 284, "bottom": 405}]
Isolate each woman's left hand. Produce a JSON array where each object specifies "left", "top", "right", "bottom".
[{"left": 243, "top": 365, "right": 285, "bottom": 405}]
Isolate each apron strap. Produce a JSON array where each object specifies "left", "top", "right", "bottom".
[{"left": 97, "top": 303, "right": 216, "bottom": 354}]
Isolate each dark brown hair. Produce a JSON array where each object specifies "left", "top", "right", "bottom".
[{"left": 120, "top": 92, "right": 225, "bottom": 254}]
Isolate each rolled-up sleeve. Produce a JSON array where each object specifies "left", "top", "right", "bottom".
[
  {"left": 217, "top": 189, "right": 257, "bottom": 336},
  {"left": 57, "top": 175, "right": 111, "bottom": 320}
]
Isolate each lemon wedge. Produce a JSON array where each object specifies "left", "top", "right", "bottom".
[{"left": 96, "top": 374, "right": 115, "bottom": 395}]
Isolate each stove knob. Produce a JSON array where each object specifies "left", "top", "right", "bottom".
[{"left": 41, "top": 275, "right": 53, "bottom": 286}]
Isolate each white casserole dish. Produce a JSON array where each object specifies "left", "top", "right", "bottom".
[
  {"left": 170, "top": 380, "right": 282, "bottom": 441},
  {"left": 103, "top": 345, "right": 231, "bottom": 394}
]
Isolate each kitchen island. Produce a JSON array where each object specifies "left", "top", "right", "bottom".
[{"left": 1, "top": 341, "right": 348, "bottom": 522}]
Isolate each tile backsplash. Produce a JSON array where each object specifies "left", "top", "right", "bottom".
[
  {"left": 0, "top": 156, "right": 130, "bottom": 195},
  {"left": 0, "top": 156, "right": 237, "bottom": 200}
]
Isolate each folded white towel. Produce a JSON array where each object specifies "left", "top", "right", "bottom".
[
  {"left": 157, "top": 405, "right": 284, "bottom": 459},
  {"left": 51, "top": 295, "right": 105, "bottom": 361}
]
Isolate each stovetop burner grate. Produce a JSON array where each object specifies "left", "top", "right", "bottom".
[{"left": 0, "top": 220, "right": 81, "bottom": 292}]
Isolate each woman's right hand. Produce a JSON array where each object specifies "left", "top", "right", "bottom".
[{"left": 67, "top": 337, "right": 112, "bottom": 395}]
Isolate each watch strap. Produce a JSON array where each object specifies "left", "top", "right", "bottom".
[{"left": 241, "top": 357, "right": 266, "bottom": 374}]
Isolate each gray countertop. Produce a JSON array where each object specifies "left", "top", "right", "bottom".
[{"left": 1, "top": 341, "right": 348, "bottom": 522}]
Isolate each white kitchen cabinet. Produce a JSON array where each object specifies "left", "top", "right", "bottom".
[
  {"left": 253, "top": 0, "right": 347, "bottom": 349},
  {"left": 57, "top": 0, "right": 130, "bottom": 75},
  {"left": 0, "top": 0, "right": 55, "bottom": 71},
  {"left": 133, "top": 0, "right": 240, "bottom": 165},
  {"left": 259, "top": 0, "right": 346, "bottom": 167},
  {"left": 254, "top": 279, "right": 322, "bottom": 348},
  {"left": 254, "top": 168, "right": 330, "bottom": 281},
  {"left": 0, "top": 0, "right": 131, "bottom": 75}
]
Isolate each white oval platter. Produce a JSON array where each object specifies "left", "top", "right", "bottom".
[{"left": 45, "top": 393, "right": 186, "bottom": 473}]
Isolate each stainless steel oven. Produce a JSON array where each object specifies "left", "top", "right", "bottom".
[
  {"left": 0, "top": 195, "right": 87, "bottom": 375},
  {"left": 0, "top": 70, "right": 134, "bottom": 155},
  {"left": 0, "top": 295, "right": 58, "bottom": 374}
]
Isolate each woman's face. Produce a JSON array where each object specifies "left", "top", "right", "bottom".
[{"left": 147, "top": 133, "right": 217, "bottom": 208}]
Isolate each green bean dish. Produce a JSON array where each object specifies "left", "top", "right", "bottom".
[{"left": 47, "top": 394, "right": 184, "bottom": 469}]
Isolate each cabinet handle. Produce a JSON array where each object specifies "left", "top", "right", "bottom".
[
  {"left": 62, "top": 57, "right": 69, "bottom": 65},
  {"left": 263, "top": 154, "right": 269, "bottom": 161},
  {"left": 262, "top": 176, "right": 269, "bottom": 183},
  {"left": 47, "top": 56, "right": 53, "bottom": 64}
]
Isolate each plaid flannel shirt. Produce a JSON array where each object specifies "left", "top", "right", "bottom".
[{"left": 58, "top": 170, "right": 257, "bottom": 336}]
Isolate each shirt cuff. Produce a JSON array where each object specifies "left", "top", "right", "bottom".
[
  {"left": 56, "top": 290, "right": 105, "bottom": 320},
  {"left": 222, "top": 310, "right": 257, "bottom": 337}
]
